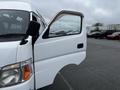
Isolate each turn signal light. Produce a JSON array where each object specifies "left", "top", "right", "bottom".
[{"left": 22, "top": 64, "right": 32, "bottom": 81}]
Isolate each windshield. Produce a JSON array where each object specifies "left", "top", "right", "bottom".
[{"left": 0, "top": 10, "right": 29, "bottom": 40}]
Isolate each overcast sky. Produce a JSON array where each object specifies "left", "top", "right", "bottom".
[{"left": 33, "top": 0, "right": 120, "bottom": 26}]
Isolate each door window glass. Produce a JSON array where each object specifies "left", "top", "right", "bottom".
[{"left": 49, "top": 14, "right": 81, "bottom": 37}]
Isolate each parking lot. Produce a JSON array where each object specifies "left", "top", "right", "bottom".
[{"left": 42, "top": 38, "right": 120, "bottom": 90}]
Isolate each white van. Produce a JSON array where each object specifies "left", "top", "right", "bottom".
[{"left": 0, "top": 0, "right": 86, "bottom": 90}]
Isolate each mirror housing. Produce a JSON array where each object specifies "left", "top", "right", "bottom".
[
  {"left": 26, "top": 21, "right": 40, "bottom": 37},
  {"left": 20, "top": 21, "right": 40, "bottom": 45}
]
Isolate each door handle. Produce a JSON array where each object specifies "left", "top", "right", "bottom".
[{"left": 77, "top": 43, "right": 84, "bottom": 49}]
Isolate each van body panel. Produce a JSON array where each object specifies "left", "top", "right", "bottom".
[
  {"left": 35, "top": 51, "right": 86, "bottom": 88},
  {"left": 16, "top": 37, "right": 33, "bottom": 62},
  {"left": 0, "top": 41, "right": 19, "bottom": 67},
  {"left": 35, "top": 34, "right": 86, "bottom": 61}
]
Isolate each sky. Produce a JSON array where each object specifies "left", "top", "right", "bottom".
[{"left": 33, "top": 0, "right": 120, "bottom": 26}]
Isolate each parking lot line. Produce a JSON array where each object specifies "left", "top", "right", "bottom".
[{"left": 58, "top": 72, "right": 74, "bottom": 90}]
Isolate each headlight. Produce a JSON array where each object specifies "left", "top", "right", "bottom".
[{"left": 0, "top": 59, "right": 33, "bottom": 88}]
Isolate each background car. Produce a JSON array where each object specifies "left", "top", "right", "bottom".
[
  {"left": 106, "top": 32, "right": 120, "bottom": 40},
  {"left": 88, "top": 31, "right": 114, "bottom": 39},
  {"left": 87, "top": 31, "right": 102, "bottom": 38}
]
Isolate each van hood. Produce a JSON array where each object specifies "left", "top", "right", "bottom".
[{"left": 0, "top": 41, "right": 19, "bottom": 67}]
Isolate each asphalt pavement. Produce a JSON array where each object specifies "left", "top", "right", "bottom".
[{"left": 41, "top": 38, "right": 120, "bottom": 90}]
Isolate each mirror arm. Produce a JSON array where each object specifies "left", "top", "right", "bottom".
[
  {"left": 20, "top": 34, "right": 39, "bottom": 45},
  {"left": 20, "top": 35, "right": 29, "bottom": 45}
]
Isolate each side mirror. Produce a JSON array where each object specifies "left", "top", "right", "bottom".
[{"left": 26, "top": 21, "right": 40, "bottom": 37}]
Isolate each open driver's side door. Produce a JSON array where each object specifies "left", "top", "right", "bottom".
[{"left": 34, "top": 10, "right": 86, "bottom": 88}]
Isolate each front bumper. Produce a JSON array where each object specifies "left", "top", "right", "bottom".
[{"left": 0, "top": 76, "right": 34, "bottom": 90}]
